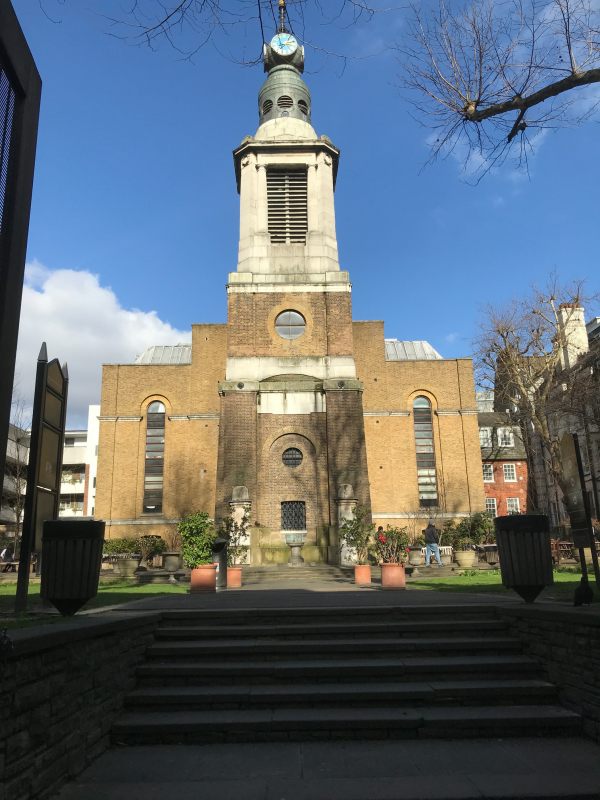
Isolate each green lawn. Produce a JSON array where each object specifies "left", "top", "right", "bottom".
[
  {"left": 0, "top": 579, "right": 188, "bottom": 628},
  {"left": 408, "top": 568, "right": 589, "bottom": 602}
]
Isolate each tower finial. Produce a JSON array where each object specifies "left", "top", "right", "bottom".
[{"left": 278, "top": 0, "right": 287, "bottom": 33}]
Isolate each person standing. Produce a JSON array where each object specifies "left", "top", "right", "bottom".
[{"left": 424, "top": 520, "right": 443, "bottom": 567}]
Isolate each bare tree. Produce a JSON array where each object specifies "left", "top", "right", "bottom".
[
  {"left": 98, "top": 0, "right": 387, "bottom": 64},
  {"left": 401, "top": 0, "right": 600, "bottom": 177},
  {"left": 475, "top": 276, "right": 596, "bottom": 512}
]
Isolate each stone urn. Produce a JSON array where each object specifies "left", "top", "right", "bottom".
[
  {"left": 116, "top": 556, "right": 141, "bottom": 578},
  {"left": 284, "top": 532, "right": 306, "bottom": 566},
  {"left": 163, "top": 552, "right": 183, "bottom": 572},
  {"left": 408, "top": 548, "right": 425, "bottom": 567},
  {"left": 454, "top": 549, "right": 477, "bottom": 568}
]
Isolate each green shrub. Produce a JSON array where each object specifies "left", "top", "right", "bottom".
[
  {"left": 179, "top": 511, "right": 217, "bottom": 568},
  {"left": 103, "top": 537, "right": 140, "bottom": 556},
  {"left": 374, "top": 526, "right": 410, "bottom": 564},
  {"left": 339, "top": 505, "right": 374, "bottom": 565},
  {"left": 219, "top": 509, "right": 250, "bottom": 566},
  {"left": 137, "top": 535, "right": 167, "bottom": 560}
]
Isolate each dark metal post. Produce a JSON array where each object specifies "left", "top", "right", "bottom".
[
  {"left": 15, "top": 343, "right": 46, "bottom": 612},
  {"left": 573, "top": 434, "right": 600, "bottom": 588},
  {"left": 15, "top": 344, "right": 68, "bottom": 613}
]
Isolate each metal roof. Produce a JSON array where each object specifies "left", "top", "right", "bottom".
[
  {"left": 384, "top": 339, "right": 443, "bottom": 361},
  {"left": 134, "top": 345, "right": 192, "bottom": 365}
]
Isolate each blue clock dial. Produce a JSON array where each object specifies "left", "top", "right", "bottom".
[{"left": 271, "top": 33, "right": 298, "bottom": 56}]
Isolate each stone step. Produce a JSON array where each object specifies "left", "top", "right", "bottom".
[
  {"left": 111, "top": 704, "right": 582, "bottom": 744},
  {"left": 155, "top": 618, "right": 509, "bottom": 640},
  {"left": 136, "top": 654, "right": 542, "bottom": 686},
  {"left": 146, "top": 636, "right": 523, "bottom": 660},
  {"left": 158, "top": 603, "right": 502, "bottom": 626},
  {"left": 125, "top": 679, "right": 558, "bottom": 711}
]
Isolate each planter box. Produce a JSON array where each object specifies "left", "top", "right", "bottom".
[
  {"left": 495, "top": 514, "right": 553, "bottom": 603},
  {"left": 40, "top": 519, "right": 105, "bottom": 616}
]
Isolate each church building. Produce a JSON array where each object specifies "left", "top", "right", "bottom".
[{"left": 95, "top": 14, "right": 485, "bottom": 564}]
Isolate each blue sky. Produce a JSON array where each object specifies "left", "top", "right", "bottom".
[{"left": 11, "top": 1, "right": 600, "bottom": 425}]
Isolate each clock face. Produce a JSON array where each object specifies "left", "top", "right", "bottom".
[{"left": 271, "top": 33, "right": 298, "bottom": 56}]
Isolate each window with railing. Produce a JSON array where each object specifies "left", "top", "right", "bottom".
[
  {"left": 143, "top": 401, "right": 166, "bottom": 513},
  {"left": 281, "top": 501, "right": 306, "bottom": 530},
  {"left": 413, "top": 396, "right": 438, "bottom": 508}
]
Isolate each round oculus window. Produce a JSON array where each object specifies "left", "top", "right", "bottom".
[
  {"left": 282, "top": 447, "right": 303, "bottom": 467},
  {"left": 275, "top": 310, "right": 305, "bottom": 340}
]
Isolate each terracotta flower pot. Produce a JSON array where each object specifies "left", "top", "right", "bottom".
[
  {"left": 354, "top": 564, "right": 371, "bottom": 585},
  {"left": 381, "top": 562, "right": 406, "bottom": 589},
  {"left": 227, "top": 566, "right": 243, "bottom": 589},
  {"left": 190, "top": 564, "right": 217, "bottom": 592}
]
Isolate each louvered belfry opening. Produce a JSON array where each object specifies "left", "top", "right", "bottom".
[{"left": 267, "top": 167, "right": 308, "bottom": 244}]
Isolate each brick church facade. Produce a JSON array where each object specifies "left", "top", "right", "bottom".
[{"left": 95, "top": 23, "right": 485, "bottom": 564}]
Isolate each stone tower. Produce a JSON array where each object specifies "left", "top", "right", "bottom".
[{"left": 215, "top": 11, "right": 371, "bottom": 563}]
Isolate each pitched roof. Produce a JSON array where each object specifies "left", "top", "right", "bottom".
[{"left": 384, "top": 339, "right": 443, "bottom": 361}]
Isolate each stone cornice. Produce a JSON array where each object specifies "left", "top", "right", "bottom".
[
  {"left": 98, "top": 416, "right": 142, "bottom": 422},
  {"left": 364, "top": 411, "right": 410, "bottom": 417},
  {"left": 233, "top": 136, "right": 339, "bottom": 192},
  {"left": 168, "top": 414, "right": 220, "bottom": 421}
]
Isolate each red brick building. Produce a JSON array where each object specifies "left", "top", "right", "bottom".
[{"left": 478, "top": 411, "right": 528, "bottom": 517}]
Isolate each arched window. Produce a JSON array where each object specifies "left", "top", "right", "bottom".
[
  {"left": 143, "top": 401, "right": 165, "bottom": 513},
  {"left": 413, "top": 396, "right": 438, "bottom": 508}
]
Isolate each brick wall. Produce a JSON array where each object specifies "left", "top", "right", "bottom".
[
  {"left": 483, "top": 460, "right": 528, "bottom": 516},
  {"left": 352, "top": 321, "right": 485, "bottom": 521},
  {"left": 257, "top": 414, "right": 330, "bottom": 543},
  {"left": 501, "top": 606, "right": 600, "bottom": 742},
  {"left": 227, "top": 291, "right": 353, "bottom": 358},
  {"left": 96, "top": 323, "right": 227, "bottom": 536},
  {"left": 216, "top": 391, "right": 259, "bottom": 520},
  {"left": 0, "top": 614, "right": 159, "bottom": 800}
]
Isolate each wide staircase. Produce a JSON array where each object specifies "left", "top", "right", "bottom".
[{"left": 111, "top": 604, "right": 581, "bottom": 745}]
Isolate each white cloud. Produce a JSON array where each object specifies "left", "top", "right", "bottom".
[
  {"left": 444, "top": 332, "right": 460, "bottom": 344},
  {"left": 15, "top": 261, "right": 190, "bottom": 427}
]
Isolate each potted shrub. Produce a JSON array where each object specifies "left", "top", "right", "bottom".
[
  {"left": 375, "top": 526, "right": 409, "bottom": 588},
  {"left": 103, "top": 537, "right": 141, "bottom": 577},
  {"left": 407, "top": 535, "right": 425, "bottom": 566},
  {"left": 452, "top": 513, "right": 492, "bottom": 568},
  {"left": 136, "top": 534, "right": 167, "bottom": 570},
  {"left": 162, "top": 527, "right": 183, "bottom": 573},
  {"left": 453, "top": 534, "right": 477, "bottom": 568},
  {"left": 339, "top": 505, "right": 374, "bottom": 585},
  {"left": 220, "top": 509, "right": 250, "bottom": 588},
  {"left": 179, "top": 511, "right": 218, "bottom": 592}
]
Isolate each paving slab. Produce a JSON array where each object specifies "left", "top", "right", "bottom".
[{"left": 53, "top": 738, "right": 600, "bottom": 800}]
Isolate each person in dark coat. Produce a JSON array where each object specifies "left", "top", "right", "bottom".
[{"left": 424, "top": 520, "right": 443, "bottom": 567}]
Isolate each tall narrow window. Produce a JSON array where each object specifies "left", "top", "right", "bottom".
[
  {"left": 143, "top": 401, "right": 165, "bottom": 513},
  {"left": 413, "top": 396, "right": 438, "bottom": 508},
  {"left": 266, "top": 168, "right": 308, "bottom": 244}
]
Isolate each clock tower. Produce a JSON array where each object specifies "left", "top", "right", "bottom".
[{"left": 215, "top": 5, "right": 371, "bottom": 563}]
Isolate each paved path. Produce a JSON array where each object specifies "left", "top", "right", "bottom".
[{"left": 55, "top": 738, "right": 600, "bottom": 799}]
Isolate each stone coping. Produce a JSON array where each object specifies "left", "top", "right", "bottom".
[
  {"left": 499, "top": 604, "right": 600, "bottom": 626},
  {"left": 6, "top": 610, "right": 161, "bottom": 659}
]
